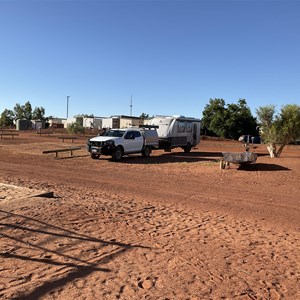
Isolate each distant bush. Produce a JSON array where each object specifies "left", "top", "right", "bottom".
[{"left": 67, "top": 122, "right": 85, "bottom": 135}]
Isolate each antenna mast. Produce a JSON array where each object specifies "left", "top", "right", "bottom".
[{"left": 66, "top": 96, "right": 70, "bottom": 118}]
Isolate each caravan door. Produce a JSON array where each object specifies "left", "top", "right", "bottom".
[{"left": 193, "top": 123, "right": 197, "bottom": 145}]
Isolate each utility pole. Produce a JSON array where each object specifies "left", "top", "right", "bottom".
[
  {"left": 66, "top": 96, "right": 70, "bottom": 118},
  {"left": 130, "top": 95, "right": 133, "bottom": 116}
]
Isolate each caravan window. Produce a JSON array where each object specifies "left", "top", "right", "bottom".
[
  {"left": 186, "top": 122, "right": 192, "bottom": 133},
  {"left": 178, "top": 121, "right": 186, "bottom": 133}
]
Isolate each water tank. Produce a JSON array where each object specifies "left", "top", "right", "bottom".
[{"left": 16, "top": 119, "right": 29, "bottom": 130}]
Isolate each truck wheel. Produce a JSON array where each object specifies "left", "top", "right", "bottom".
[
  {"left": 142, "top": 146, "right": 151, "bottom": 157},
  {"left": 91, "top": 153, "right": 100, "bottom": 159},
  {"left": 183, "top": 144, "right": 192, "bottom": 153},
  {"left": 112, "top": 147, "right": 123, "bottom": 161}
]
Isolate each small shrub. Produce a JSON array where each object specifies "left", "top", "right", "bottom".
[{"left": 67, "top": 122, "right": 85, "bottom": 135}]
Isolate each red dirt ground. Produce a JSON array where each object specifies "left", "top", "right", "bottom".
[{"left": 0, "top": 132, "right": 299, "bottom": 299}]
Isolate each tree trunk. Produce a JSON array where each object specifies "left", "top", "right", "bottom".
[
  {"left": 276, "top": 144, "right": 287, "bottom": 157},
  {"left": 267, "top": 143, "right": 277, "bottom": 158}
]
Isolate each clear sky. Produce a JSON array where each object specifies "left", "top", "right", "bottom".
[{"left": 0, "top": 0, "right": 299, "bottom": 119}]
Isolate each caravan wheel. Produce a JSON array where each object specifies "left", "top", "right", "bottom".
[
  {"left": 142, "top": 146, "right": 151, "bottom": 157},
  {"left": 183, "top": 144, "right": 192, "bottom": 153}
]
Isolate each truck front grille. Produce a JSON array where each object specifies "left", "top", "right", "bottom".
[{"left": 90, "top": 141, "right": 103, "bottom": 147}]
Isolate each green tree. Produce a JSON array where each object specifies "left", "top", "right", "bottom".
[
  {"left": 256, "top": 104, "right": 300, "bottom": 157},
  {"left": 202, "top": 98, "right": 226, "bottom": 137},
  {"left": 24, "top": 101, "right": 32, "bottom": 120},
  {"left": 224, "top": 99, "right": 257, "bottom": 140},
  {"left": 32, "top": 107, "right": 45, "bottom": 120},
  {"left": 0, "top": 109, "right": 14, "bottom": 127},
  {"left": 13, "top": 101, "right": 32, "bottom": 120},
  {"left": 202, "top": 98, "right": 257, "bottom": 139},
  {"left": 14, "top": 103, "right": 25, "bottom": 120},
  {"left": 67, "top": 122, "right": 85, "bottom": 135},
  {"left": 140, "top": 113, "right": 150, "bottom": 119}
]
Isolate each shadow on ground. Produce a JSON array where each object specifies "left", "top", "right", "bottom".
[
  {"left": 237, "top": 163, "right": 290, "bottom": 171},
  {"left": 0, "top": 209, "right": 149, "bottom": 300},
  {"left": 114, "top": 151, "right": 223, "bottom": 164}
]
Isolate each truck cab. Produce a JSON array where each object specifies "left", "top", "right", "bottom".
[{"left": 87, "top": 127, "right": 158, "bottom": 161}]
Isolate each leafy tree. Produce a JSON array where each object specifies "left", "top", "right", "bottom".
[
  {"left": 13, "top": 101, "right": 32, "bottom": 120},
  {"left": 256, "top": 104, "right": 300, "bottom": 157},
  {"left": 32, "top": 107, "right": 45, "bottom": 120},
  {"left": 0, "top": 109, "right": 14, "bottom": 127},
  {"left": 202, "top": 98, "right": 226, "bottom": 137},
  {"left": 202, "top": 98, "right": 257, "bottom": 139},
  {"left": 14, "top": 103, "right": 25, "bottom": 120},
  {"left": 67, "top": 122, "right": 85, "bottom": 135},
  {"left": 140, "top": 113, "right": 150, "bottom": 119},
  {"left": 24, "top": 101, "right": 32, "bottom": 120},
  {"left": 12, "top": 101, "right": 45, "bottom": 121},
  {"left": 224, "top": 99, "right": 257, "bottom": 140}
]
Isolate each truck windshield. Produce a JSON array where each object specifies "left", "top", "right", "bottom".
[{"left": 102, "top": 130, "right": 125, "bottom": 138}]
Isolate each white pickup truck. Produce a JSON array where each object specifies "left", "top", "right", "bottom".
[{"left": 87, "top": 126, "right": 159, "bottom": 161}]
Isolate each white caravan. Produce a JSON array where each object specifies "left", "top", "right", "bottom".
[{"left": 146, "top": 115, "right": 201, "bottom": 152}]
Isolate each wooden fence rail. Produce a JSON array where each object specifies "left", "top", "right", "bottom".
[
  {"left": 57, "top": 136, "right": 78, "bottom": 143},
  {"left": 42, "top": 147, "right": 81, "bottom": 158},
  {"left": 0, "top": 133, "right": 19, "bottom": 139}
]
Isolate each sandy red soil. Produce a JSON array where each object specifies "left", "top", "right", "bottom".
[{"left": 0, "top": 132, "right": 299, "bottom": 299}]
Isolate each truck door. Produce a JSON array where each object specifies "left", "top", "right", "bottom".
[
  {"left": 132, "top": 131, "right": 144, "bottom": 152},
  {"left": 123, "top": 131, "right": 143, "bottom": 153}
]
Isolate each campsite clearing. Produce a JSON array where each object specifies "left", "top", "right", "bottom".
[{"left": 0, "top": 132, "right": 299, "bottom": 299}]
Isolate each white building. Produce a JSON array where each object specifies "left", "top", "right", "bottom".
[
  {"left": 48, "top": 117, "right": 67, "bottom": 128},
  {"left": 102, "top": 115, "right": 144, "bottom": 129},
  {"left": 61, "top": 115, "right": 144, "bottom": 129}
]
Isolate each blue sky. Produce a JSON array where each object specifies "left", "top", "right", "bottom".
[{"left": 0, "top": 0, "right": 299, "bottom": 119}]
